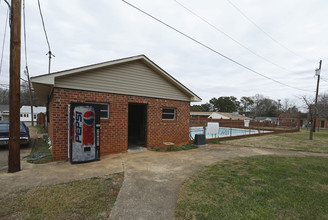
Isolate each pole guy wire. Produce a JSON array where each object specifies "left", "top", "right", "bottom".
[
  {"left": 37, "top": 0, "right": 54, "bottom": 73},
  {"left": 2, "top": 0, "right": 11, "bottom": 26},
  {"left": 37, "top": 0, "right": 51, "bottom": 52},
  {"left": 122, "top": 0, "right": 314, "bottom": 93}
]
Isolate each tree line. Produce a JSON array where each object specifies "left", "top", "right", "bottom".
[
  {"left": 191, "top": 94, "right": 300, "bottom": 118},
  {"left": 0, "top": 82, "right": 39, "bottom": 107}
]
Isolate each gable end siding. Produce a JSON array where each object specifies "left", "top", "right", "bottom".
[{"left": 55, "top": 61, "right": 190, "bottom": 101}]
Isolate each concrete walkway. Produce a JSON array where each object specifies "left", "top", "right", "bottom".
[{"left": 1, "top": 144, "right": 327, "bottom": 219}]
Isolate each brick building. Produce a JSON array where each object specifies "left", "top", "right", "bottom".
[
  {"left": 31, "top": 55, "right": 201, "bottom": 161},
  {"left": 278, "top": 112, "right": 308, "bottom": 128}
]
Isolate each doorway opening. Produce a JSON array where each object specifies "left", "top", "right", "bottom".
[
  {"left": 128, "top": 103, "right": 147, "bottom": 149},
  {"left": 321, "top": 120, "right": 325, "bottom": 128}
]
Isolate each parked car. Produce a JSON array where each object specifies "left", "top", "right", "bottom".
[{"left": 0, "top": 121, "right": 30, "bottom": 146}]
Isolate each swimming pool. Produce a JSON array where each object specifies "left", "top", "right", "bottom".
[{"left": 189, "top": 126, "right": 272, "bottom": 140}]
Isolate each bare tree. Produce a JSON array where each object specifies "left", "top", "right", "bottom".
[
  {"left": 301, "top": 95, "right": 315, "bottom": 140},
  {"left": 300, "top": 93, "right": 328, "bottom": 140},
  {"left": 318, "top": 93, "right": 328, "bottom": 118},
  {"left": 0, "top": 88, "right": 9, "bottom": 104}
]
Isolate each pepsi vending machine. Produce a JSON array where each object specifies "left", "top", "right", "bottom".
[{"left": 69, "top": 102, "right": 101, "bottom": 163}]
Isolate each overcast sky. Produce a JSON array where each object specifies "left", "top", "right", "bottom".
[{"left": 0, "top": 0, "right": 328, "bottom": 106}]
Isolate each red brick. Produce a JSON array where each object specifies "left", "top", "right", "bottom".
[{"left": 48, "top": 88, "right": 190, "bottom": 161}]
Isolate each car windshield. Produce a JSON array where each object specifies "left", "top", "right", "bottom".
[
  {"left": 0, "top": 123, "right": 27, "bottom": 133},
  {"left": 0, "top": 123, "right": 9, "bottom": 132},
  {"left": 20, "top": 124, "right": 27, "bottom": 133}
]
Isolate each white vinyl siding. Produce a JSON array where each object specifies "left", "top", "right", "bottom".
[{"left": 55, "top": 61, "right": 190, "bottom": 101}]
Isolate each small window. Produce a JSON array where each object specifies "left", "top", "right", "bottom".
[
  {"left": 99, "top": 103, "right": 109, "bottom": 119},
  {"left": 34, "top": 114, "right": 37, "bottom": 119},
  {"left": 20, "top": 114, "right": 23, "bottom": 117},
  {"left": 86, "top": 102, "right": 109, "bottom": 119},
  {"left": 162, "top": 107, "right": 176, "bottom": 120}
]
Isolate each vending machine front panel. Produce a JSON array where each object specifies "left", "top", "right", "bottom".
[{"left": 70, "top": 103, "right": 101, "bottom": 163}]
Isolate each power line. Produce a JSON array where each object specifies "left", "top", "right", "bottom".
[
  {"left": 225, "top": 0, "right": 313, "bottom": 63},
  {"left": 37, "top": 0, "right": 51, "bottom": 52},
  {"left": 174, "top": 0, "right": 294, "bottom": 74},
  {"left": 37, "top": 0, "right": 55, "bottom": 73},
  {"left": 0, "top": 7, "right": 9, "bottom": 76},
  {"left": 122, "top": 0, "right": 314, "bottom": 93}
]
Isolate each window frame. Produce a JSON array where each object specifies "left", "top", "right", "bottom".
[
  {"left": 86, "top": 102, "right": 110, "bottom": 119},
  {"left": 162, "top": 107, "right": 176, "bottom": 120}
]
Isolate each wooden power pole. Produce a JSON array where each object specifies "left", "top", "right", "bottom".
[
  {"left": 312, "top": 60, "right": 322, "bottom": 133},
  {"left": 8, "top": 0, "right": 22, "bottom": 173}
]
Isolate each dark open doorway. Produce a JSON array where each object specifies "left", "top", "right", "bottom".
[
  {"left": 321, "top": 120, "right": 325, "bottom": 128},
  {"left": 128, "top": 103, "right": 147, "bottom": 149}
]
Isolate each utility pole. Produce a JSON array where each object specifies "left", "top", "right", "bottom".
[
  {"left": 8, "top": 0, "right": 22, "bottom": 173},
  {"left": 312, "top": 60, "right": 322, "bottom": 133},
  {"left": 25, "top": 68, "right": 34, "bottom": 126},
  {"left": 46, "top": 51, "right": 54, "bottom": 74}
]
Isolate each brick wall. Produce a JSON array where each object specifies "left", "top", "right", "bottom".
[{"left": 49, "top": 88, "right": 190, "bottom": 161}]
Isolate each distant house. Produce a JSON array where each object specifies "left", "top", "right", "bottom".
[
  {"left": 316, "top": 117, "right": 328, "bottom": 129},
  {"left": 190, "top": 112, "right": 212, "bottom": 118},
  {"left": 0, "top": 105, "right": 9, "bottom": 121},
  {"left": 191, "top": 111, "right": 252, "bottom": 121},
  {"left": 211, "top": 112, "right": 252, "bottom": 121},
  {"left": 255, "top": 116, "right": 278, "bottom": 124},
  {"left": 278, "top": 113, "right": 307, "bottom": 128},
  {"left": 20, "top": 106, "right": 47, "bottom": 126}
]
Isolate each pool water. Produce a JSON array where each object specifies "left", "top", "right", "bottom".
[{"left": 189, "top": 126, "right": 272, "bottom": 140}]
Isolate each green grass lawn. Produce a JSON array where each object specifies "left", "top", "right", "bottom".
[
  {"left": 0, "top": 173, "right": 123, "bottom": 219},
  {"left": 33, "top": 125, "right": 47, "bottom": 134},
  {"left": 221, "top": 129, "right": 328, "bottom": 153},
  {"left": 176, "top": 155, "right": 328, "bottom": 220},
  {"left": 150, "top": 143, "right": 198, "bottom": 152}
]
